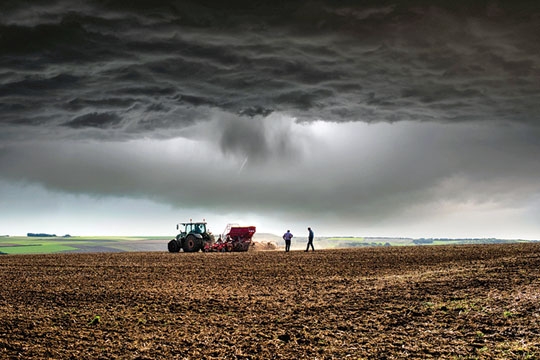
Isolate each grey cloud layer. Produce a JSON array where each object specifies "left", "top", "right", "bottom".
[
  {"left": 2, "top": 120, "right": 539, "bottom": 226},
  {"left": 1, "top": 0, "right": 539, "bottom": 145}
]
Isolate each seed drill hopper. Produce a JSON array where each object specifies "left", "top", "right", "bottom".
[{"left": 205, "top": 223, "right": 256, "bottom": 252}]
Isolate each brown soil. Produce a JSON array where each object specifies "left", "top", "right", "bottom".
[{"left": 1, "top": 243, "right": 540, "bottom": 359}]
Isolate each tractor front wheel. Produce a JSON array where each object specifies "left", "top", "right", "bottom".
[
  {"left": 183, "top": 234, "right": 202, "bottom": 252},
  {"left": 168, "top": 239, "right": 180, "bottom": 253}
]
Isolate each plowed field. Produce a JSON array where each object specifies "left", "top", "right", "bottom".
[{"left": 1, "top": 244, "right": 540, "bottom": 359}]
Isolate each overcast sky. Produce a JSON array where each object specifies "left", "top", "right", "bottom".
[{"left": 1, "top": 0, "right": 540, "bottom": 238}]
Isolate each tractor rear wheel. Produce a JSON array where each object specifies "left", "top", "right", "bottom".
[
  {"left": 168, "top": 239, "right": 180, "bottom": 253},
  {"left": 183, "top": 234, "right": 202, "bottom": 252}
]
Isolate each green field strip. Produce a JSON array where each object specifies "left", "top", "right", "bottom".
[
  {"left": 0, "top": 243, "right": 77, "bottom": 254},
  {"left": 0, "top": 236, "right": 171, "bottom": 255}
]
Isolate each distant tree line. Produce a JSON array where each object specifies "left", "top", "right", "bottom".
[{"left": 27, "top": 233, "right": 56, "bottom": 237}]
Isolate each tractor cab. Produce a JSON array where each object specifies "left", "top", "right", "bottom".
[{"left": 176, "top": 222, "right": 207, "bottom": 237}]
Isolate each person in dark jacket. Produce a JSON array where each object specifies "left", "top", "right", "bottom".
[{"left": 305, "top": 227, "right": 314, "bottom": 252}]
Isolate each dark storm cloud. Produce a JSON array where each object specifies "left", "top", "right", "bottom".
[
  {"left": 1, "top": 0, "right": 539, "bottom": 144},
  {"left": 1, "top": 0, "right": 540, "bottom": 232},
  {"left": 63, "top": 112, "right": 122, "bottom": 128}
]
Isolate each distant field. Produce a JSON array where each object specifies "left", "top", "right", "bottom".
[
  {"left": 323, "top": 237, "right": 535, "bottom": 248},
  {"left": 1, "top": 235, "right": 536, "bottom": 255},
  {"left": 0, "top": 236, "right": 170, "bottom": 255}
]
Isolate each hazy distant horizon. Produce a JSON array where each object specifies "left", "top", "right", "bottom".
[{"left": 5, "top": 232, "right": 539, "bottom": 242}]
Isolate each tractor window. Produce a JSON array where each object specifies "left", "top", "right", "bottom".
[{"left": 185, "top": 223, "right": 206, "bottom": 233}]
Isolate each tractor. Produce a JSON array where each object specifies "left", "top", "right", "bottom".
[
  {"left": 167, "top": 221, "right": 214, "bottom": 253},
  {"left": 167, "top": 221, "right": 256, "bottom": 253}
]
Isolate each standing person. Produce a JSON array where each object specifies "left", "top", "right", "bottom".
[
  {"left": 305, "top": 227, "right": 315, "bottom": 252},
  {"left": 283, "top": 230, "right": 293, "bottom": 252}
]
